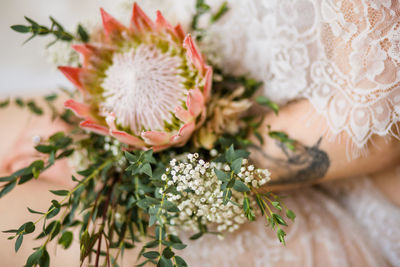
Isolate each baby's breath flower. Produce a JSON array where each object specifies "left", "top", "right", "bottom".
[
  {"left": 44, "top": 41, "right": 79, "bottom": 68},
  {"left": 32, "top": 135, "right": 41, "bottom": 145},
  {"left": 163, "top": 154, "right": 271, "bottom": 234}
]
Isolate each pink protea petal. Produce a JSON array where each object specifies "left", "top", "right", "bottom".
[
  {"left": 141, "top": 131, "right": 170, "bottom": 146},
  {"left": 80, "top": 120, "right": 109, "bottom": 136},
  {"left": 111, "top": 131, "right": 146, "bottom": 148},
  {"left": 100, "top": 8, "right": 125, "bottom": 37},
  {"left": 155, "top": 11, "right": 173, "bottom": 31},
  {"left": 131, "top": 3, "right": 154, "bottom": 32},
  {"left": 58, "top": 66, "right": 84, "bottom": 92},
  {"left": 203, "top": 65, "right": 213, "bottom": 99},
  {"left": 187, "top": 89, "right": 205, "bottom": 117},
  {"left": 171, "top": 122, "right": 195, "bottom": 145},
  {"left": 64, "top": 99, "right": 91, "bottom": 119},
  {"left": 104, "top": 113, "right": 146, "bottom": 147},
  {"left": 155, "top": 10, "right": 183, "bottom": 41},
  {"left": 152, "top": 144, "right": 170, "bottom": 152},
  {"left": 183, "top": 34, "right": 205, "bottom": 73},
  {"left": 72, "top": 44, "right": 94, "bottom": 67},
  {"left": 174, "top": 24, "right": 185, "bottom": 41},
  {"left": 175, "top": 106, "right": 193, "bottom": 123}
]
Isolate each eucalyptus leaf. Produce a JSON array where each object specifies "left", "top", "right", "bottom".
[
  {"left": 171, "top": 243, "right": 187, "bottom": 250},
  {"left": 277, "top": 228, "right": 286, "bottom": 244},
  {"left": 233, "top": 180, "right": 250, "bottom": 192},
  {"left": 24, "top": 222, "right": 35, "bottom": 234},
  {"left": 231, "top": 157, "right": 243, "bottom": 174},
  {"left": 0, "top": 98, "right": 10, "bottom": 108},
  {"left": 286, "top": 209, "right": 296, "bottom": 222},
  {"left": 157, "top": 256, "right": 173, "bottom": 267},
  {"left": 15, "top": 235, "right": 23, "bottom": 252},
  {"left": 256, "top": 95, "right": 279, "bottom": 114},
  {"left": 77, "top": 24, "right": 89, "bottom": 42},
  {"left": 225, "top": 145, "right": 235, "bottom": 162},
  {"left": 0, "top": 180, "right": 17, "bottom": 198},
  {"left": 162, "top": 200, "right": 180, "bottom": 212},
  {"left": 272, "top": 213, "right": 288, "bottom": 226},
  {"left": 0, "top": 176, "right": 15, "bottom": 182},
  {"left": 210, "top": 2, "right": 229, "bottom": 23},
  {"left": 143, "top": 251, "right": 159, "bottom": 259},
  {"left": 27, "top": 101, "right": 43, "bottom": 115},
  {"left": 58, "top": 231, "right": 73, "bottom": 249},
  {"left": 141, "top": 163, "right": 152, "bottom": 177},
  {"left": 174, "top": 256, "right": 188, "bottom": 267},
  {"left": 11, "top": 25, "right": 31, "bottom": 33},
  {"left": 189, "top": 232, "right": 203, "bottom": 240},
  {"left": 271, "top": 201, "right": 282, "bottom": 211},
  {"left": 39, "top": 249, "right": 50, "bottom": 267},
  {"left": 26, "top": 248, "right": 44, "bottom": 267},
  {"left": 49, "top": 190, "right": 69, "bottom": 196},
  {"left": 27, "top": 207, "right": 44, "bottom": 215},
  {"left": 162, "top": 247, "right": 174, "bottom": 259},
  {"left": 214, "top": 168, "right": 229, "bottom": 182}
]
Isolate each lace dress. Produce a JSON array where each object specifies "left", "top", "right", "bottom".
[{"left": 130, "top": 0, "right": 400, "bottom": 266}]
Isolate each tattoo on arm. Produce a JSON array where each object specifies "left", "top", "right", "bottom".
[{"left": 250, "top": 137, "right": 330, "bottom": 185}]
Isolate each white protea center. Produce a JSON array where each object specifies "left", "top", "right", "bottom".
[{"left": 101, "top": 44, "right": 187, "bottom": 135}]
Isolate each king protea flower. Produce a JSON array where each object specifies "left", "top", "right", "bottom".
[{"left": 60, "top": 3, "right": 212, "bottom": 151}]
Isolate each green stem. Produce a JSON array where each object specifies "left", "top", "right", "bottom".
[
  {"left": 157, "top": 182, "right": 169, "bottom": 257},
  {"left": 24, "top": 160, "right": 112, "bottom": 232}
]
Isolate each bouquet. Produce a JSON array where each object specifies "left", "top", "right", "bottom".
[{"left": 1, "top": 1, "right": 296, "bottom": 266}]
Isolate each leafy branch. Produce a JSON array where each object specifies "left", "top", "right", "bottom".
[
  {"left": 11, "top": 16, "right": 89, "bottom": 46},
  {"left": 213, "top": 145, "right": 294, "bottom": 244},
  {"left": 191, "top": 0, "right": 229, "bottom": 40}
]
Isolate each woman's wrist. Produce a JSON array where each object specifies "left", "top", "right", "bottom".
[{"left": 251, "top": 99, "right": 400, "bottom": 191}]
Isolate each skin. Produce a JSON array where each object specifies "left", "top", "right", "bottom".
[{"left": 250, "top": 100, "right": 400, "bottom": 194}]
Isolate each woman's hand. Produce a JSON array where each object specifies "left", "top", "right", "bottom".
[{"left": 251, "top": 99, "right": 400, "bottom": 191}]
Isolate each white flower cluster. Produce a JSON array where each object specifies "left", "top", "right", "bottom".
[
  {"left": 103, "top": 137, "right": 126, "bottom": 172},
  {"left": 44, "top": 41, "right": 80, "bottom": 69},
  {"left": 44, "top": 19, "right": 99, "bottom": 69},
  {"left": 68, "top": 136, "right": 126, "bottom": 172},
  {"left": 162, "top": 154, "right": 271, "bottom": 234}
]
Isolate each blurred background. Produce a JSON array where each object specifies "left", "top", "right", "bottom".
[{"left": 0, "top": 0, "right": 121, "bottom": 97}]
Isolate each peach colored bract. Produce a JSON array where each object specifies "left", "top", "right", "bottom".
[{"left": 60, "top": 3, "right": 212, "bottom": 152}]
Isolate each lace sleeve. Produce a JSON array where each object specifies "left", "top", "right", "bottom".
[
  {"left": 203, "top": 0, "right": 400, "bottom": 154},
  {"left": 309, "top": 0, "right": 400, "bottom": 150}
]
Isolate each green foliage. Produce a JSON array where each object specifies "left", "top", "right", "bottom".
[
  {"left": 58, "top": 231, "right": 73, "bottom": 249},
  {"left": 286, "top": 209, "right": 296, "bottom": 221},
  {"left": 0, "top": 107, "right": 295, "bottom": 266},
  {"left": 11, "top": 16, "right": 74, "bottom": 46},
  {"left": 0, "top": 98, "right": 10, "bottom": 108},
  {"left": 26, "top": 247, "right": 44, "bottom": 267},
  {"left": 1, "top": 2, "right": 298, "bottom": 265},
  {"left": 76, "top": 24, "right": 89, "bottom": 43},
  {"left": 191, "top": 0, "right": 229, "bottom": 40},
  {"left": 191, "top": 0, "right": 211, "bottom": 30},
  {"left": 27, "top": 101, "right": 44, "bottom": 115},
  {"left": 268, "top": 130, "right": 296, "bottom": 151},
  {"left": 5, "top": 94, "right": 70, "bottom": 119},
  {"left": 256, "top": 95, "right": 280, "bottom": 115},
  {"left": 210, "top": 2, "right": 229, "bottom": 23}
]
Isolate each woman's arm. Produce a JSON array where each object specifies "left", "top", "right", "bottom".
[
  {"left": 0, "top": 99, "right": 73, "bottom": 187},
  {"left": 251, "top": 99, "right": 400, "bottom": 191}
]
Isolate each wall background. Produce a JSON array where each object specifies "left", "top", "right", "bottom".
[{"left": 0, "top": 0, "right": 120, "bottom": 97}]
